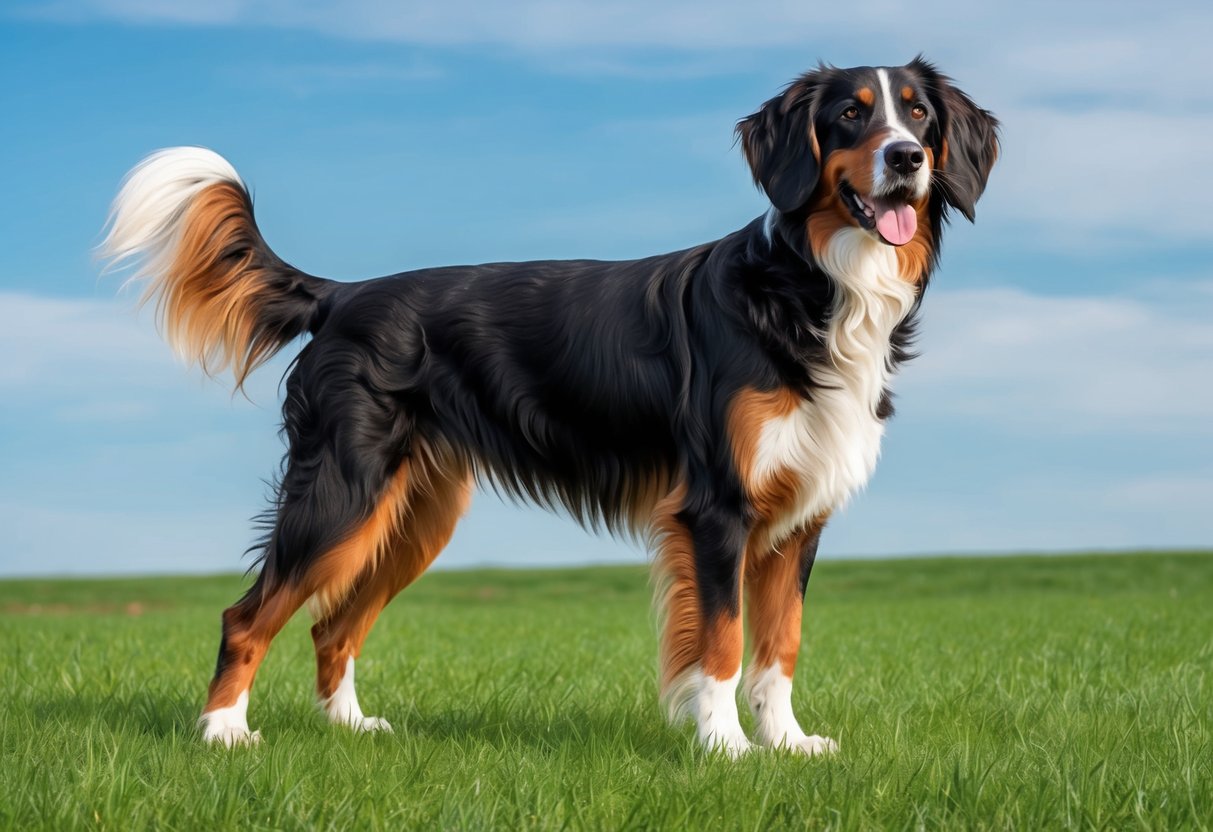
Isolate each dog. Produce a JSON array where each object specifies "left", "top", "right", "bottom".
[{"left": 101, "top": 57, "right": 997, "bottom": 757}]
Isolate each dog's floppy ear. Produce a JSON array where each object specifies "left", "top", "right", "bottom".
[
  {"left": 736, "top": 77, "right": 821, "bottom": 213},
  {"left": 913, "top": 57, "right": 1000, "bottom": 222}
]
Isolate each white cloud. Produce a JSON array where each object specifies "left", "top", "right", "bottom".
[
  {"left": 231, "top": 59, "right": 445, "bottom": 98},
  {"left": 978, "top": 106, "right": 1213, "bottom": 244},
  {"left": 0, "top": 290, "right": 288, "bottom": 407},
  {"left": 964, "top": 11, "right": 1213, "bottom": 110},
  {"left": 902, "top": 283, "right": 1213, "bottom": 434},
  {"left": 0, "top": 291, "right": 159, "bottom": 387},
  {"left": 1098, "top": 473, "right": 1213, "bottom": 516},
  {"left": 0, "top": 503, "right": 254, "bottom": 576},
  {"left": 21, "top": 0, "right": 877, "bottom": 48},
  {"left": 835, "top": 473, "right": 1213, "bottom": 555},
  {"left": 25, "top": 0, "right": 1210, "bottom": 72}
]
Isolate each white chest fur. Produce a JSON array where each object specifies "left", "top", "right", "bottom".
[{"left": 752, "top": 229, "right": 917, "bottom": 547}]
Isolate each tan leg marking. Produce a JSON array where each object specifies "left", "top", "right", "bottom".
[
  {"left": 744, "top": 519, "right": 837, "bottom": 755},
  {"left": 202, "top": 459, "right": 415, "bottom": 728},
  {"left": 313, "top": 453, "right": 473, "bottom": 705}
]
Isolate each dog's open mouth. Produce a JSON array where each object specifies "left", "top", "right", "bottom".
[{"left": 839, "top": 181, "right": 917, "bottom": 247}]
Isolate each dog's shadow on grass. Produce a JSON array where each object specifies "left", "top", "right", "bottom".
[
  {"left": 33, "top": 689, "right": 201, "bottom": 741},
  {"left": 396, "top": 704, "right": 692, "bottom": 763},
  {"left": 33, "top": 692, "right": 696, "bottom": 762}
]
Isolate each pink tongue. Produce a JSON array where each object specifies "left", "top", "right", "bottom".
[{"left": 874, "top": 201, "right": 917, "bottom": 246}]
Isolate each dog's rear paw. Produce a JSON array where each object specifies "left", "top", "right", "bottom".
[
  {"left": 793, "top": 734, "right": 837, "bottom": 756},
  {"left": 199, "top": 693, "right": 261, "bottom": 747}
]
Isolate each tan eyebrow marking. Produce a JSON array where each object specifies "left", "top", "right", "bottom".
[
  {"left": 856, "top": 87, "right": 874, "bottom": 107},
  {"left": 901, "top": 86, "right": 914, "bottom": 102}
]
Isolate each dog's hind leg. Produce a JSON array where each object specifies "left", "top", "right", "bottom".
[
  {"left": 743, "top": 517, "right": 837, "bottom": 756},
  {"left": 652, "top": 484, "right": 752, "bottom": 757},
  {"left": 311, "top": 449, "right": 472, "bottom": 732},
  {"left": 198, "top": 570, "right": 312, "bottom": 747},
  {"left": 200, "top": 433, "right": 417, "bottom": 745}
]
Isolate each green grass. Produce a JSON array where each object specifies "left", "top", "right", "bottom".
[{"left": 2, "top": 551, "right": 1211, "bottom": 830}]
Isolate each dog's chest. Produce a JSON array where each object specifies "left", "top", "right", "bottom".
[
  {"left": 751, "top": 232, "right": 916, "bottom": 546},
  {"left": 754, "top": 360, "right": 890, "bottom": 546}
]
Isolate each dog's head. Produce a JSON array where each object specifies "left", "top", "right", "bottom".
[{"left": 738, "top": 58, "right": 999, "bottom": 274}]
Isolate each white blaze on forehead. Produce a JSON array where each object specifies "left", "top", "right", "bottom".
[{"left": 876, "top": 68, "right": 916, "bottom": 142}]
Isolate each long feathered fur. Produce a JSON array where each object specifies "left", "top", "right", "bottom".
[
  {"left": 100, "top": 146, "right": 332, "bottom": 389},
  {"left": 101, "top": 60, "right": 998, "bottom": 753}
]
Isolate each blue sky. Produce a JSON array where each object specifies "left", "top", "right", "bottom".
[{"left": 1, "top": 1, "right": 1210, "bottom": 576}]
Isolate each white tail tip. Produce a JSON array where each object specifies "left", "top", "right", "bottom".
[{"left": 100, "top": 146, "right": 244, "bottom": 282}]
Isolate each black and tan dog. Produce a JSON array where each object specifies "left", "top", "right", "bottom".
[{"left": 102, "top": 57, "right": 997, "bottom": 756}]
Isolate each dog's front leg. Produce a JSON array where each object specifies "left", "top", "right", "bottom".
[
  {"left": 743, "top": 518, "right": 838, "bottom": 756},
  {"left": 653, "top": 487, "right": 751, "bottom": 757}
]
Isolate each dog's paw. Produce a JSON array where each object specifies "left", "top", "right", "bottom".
[
  {"left": 201, "top": 720, "right": 262, "bottom": 747},
  {"left": 791, "top": 734, "right": 837, "bottom": 757},
  {"left": 199, "top": 693, "right": 260, "bottom": 747},
  {"left": 324, "top": 702, "right": 393, "bottom": 733},
  {"left": 703, "top": 727, "right": 753, "bottom": 759},
  {"left": 344, "top": 715, "right": 393, "bottom": 734}
]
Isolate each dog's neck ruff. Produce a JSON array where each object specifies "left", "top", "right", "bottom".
[
  {"left": 755, "top": 227, "right": 917, "bottom": 547},
  {"left": 815, "top": 226, "right": 917, "bottom": 377}
]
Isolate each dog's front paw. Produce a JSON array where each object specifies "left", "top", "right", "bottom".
[
  {"left": 345, "top": 715, "right": 393, "bottom": 734},
  {"left": 791, "top": 734, "right": 837, "bottom": 756},
  {"left": 702, "top": 726, "right": 753, "bottom": 759},
  {"left": 201, "top": 721, "right": 262, "bottom": 747}
]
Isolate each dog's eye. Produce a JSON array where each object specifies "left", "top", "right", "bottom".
[
  {"left": 841, "top": 106, "right": 860, "bottom": 121},
  {"left": 911, "top": 103, "right": 927, "bottom": 120}
]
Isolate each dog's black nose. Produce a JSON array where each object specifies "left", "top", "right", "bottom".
[{"left": 885, "top": 141, "right": 925, "bottom": 175}]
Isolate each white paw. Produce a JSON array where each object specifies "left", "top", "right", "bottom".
[
  {"left": 199, "top": 691, "right": 260, "bottom": 747},
  {"left": 791, "top": 734, "right": 838, "bottom": 756},
  {"left": 322, "top": 658, "right": 391, "bottom": 734},
  {"left": 745, "top": 665, "right": 836, "bottom": 758},
  {"left": 702, "top": 726, "right": 752, "bottom": 759},
  {"left": 202, "top": 724, "right": 262, "bottom": 747},
  {"left": 343, "top": 715, "right": 393, "bottom": 734},
  {"left": 682, "top": 668, "right": 753, "bottom": 759}
]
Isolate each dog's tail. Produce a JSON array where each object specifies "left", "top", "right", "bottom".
[{"left": 100, "top": 147, "right": 336, "bottom": 390}]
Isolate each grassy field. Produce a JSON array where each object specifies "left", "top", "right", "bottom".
[{"left": 1, "top": 551, "right": 1211, "bottom": 830}]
